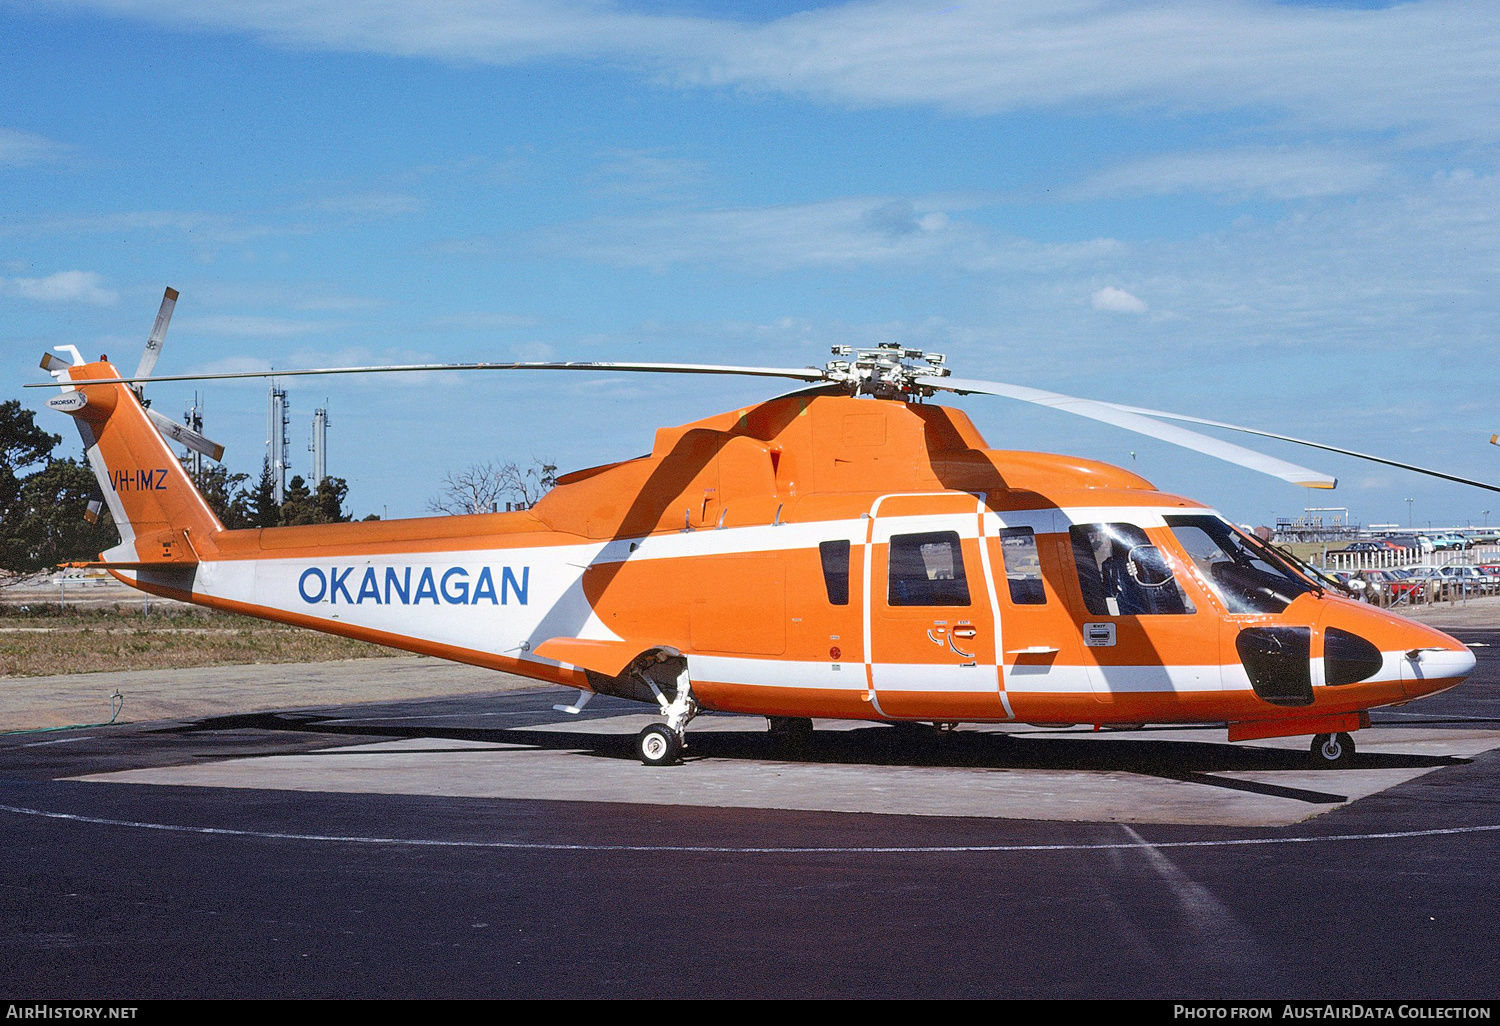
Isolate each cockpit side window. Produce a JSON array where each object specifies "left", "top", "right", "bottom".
[
  {"left": 888, "top": 531, "right": 971, "bottom": 607},
  {"left": 1068, "top": 523, "right": 1195, "bottom": 616},
  {"left": 1164, "top": 514, "right": 1312, "bottom": 614},
  {"left": 999, "top": 527, "right": 1046, "bottom": 605}
]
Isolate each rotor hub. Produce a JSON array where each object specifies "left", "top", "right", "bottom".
[{"left": 823, "top": 342, "right": 949, "bottom": 399}]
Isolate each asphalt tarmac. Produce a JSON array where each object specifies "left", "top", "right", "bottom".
[{"left": 2, "top": 630, "right": 1499, "bottom": 1000}]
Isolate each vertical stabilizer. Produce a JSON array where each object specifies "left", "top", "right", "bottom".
[{"left": 47, "top": 359, "right": 223, "bottom": 564}]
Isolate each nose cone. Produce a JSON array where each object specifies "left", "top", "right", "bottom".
[
  {"left": 1318, "top": 599, "right": 1475, "bottom": 700},
  {"left": 1397, "top": 621, "right": 1476, "bottom": 699}
]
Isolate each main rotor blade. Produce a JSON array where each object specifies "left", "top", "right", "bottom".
[
  {"left": 1106, "top": 402, "right": 1500, "bottom": 495},
  {"left": 135, "top": 286, "right": 179, "bottom": 381},
  {"left": 27, "top": 360, "right": 830, "bottom": 388},
  {"left": 919, "top": 375, "right": 1337, "bottom": 490}
]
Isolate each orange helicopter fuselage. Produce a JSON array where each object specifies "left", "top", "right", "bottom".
[{"left": 64, "top": 364, "right": 1475, "bottom": 741}]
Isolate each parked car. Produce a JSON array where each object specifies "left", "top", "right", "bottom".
[
  {"left": 1331, "top": 541, "right": 1390, "bottom": 556},
  {"left": 1436, "top": 565, "right": 1492, "bottom": 593},
  {"left": 1384, "top": 568, "right": 1430, "bottom": 604},
  {"left": 1346, "top": 568, "right": 1417, "bottom": 604}
]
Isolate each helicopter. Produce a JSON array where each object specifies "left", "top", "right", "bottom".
[{"left": 28, "top": 288, "right": 1484, "bottom": 767}]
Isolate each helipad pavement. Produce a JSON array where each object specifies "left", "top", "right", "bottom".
[{"left": 70, "top": 714, "right": 1500, "bottom": 827}]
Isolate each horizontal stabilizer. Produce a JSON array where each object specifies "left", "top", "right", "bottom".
[
  {"left": 63, "top": 560, "right": 192, "bottom": 571},
  {"left": 533, "top": 637, "right": 642, "bottom": 677}
]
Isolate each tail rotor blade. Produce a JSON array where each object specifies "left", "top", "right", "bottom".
[
  {"left": 146, "top": 407, "right": 225, "bottom": 463},
  {"left": 135, "top": 286, "right": 179, "bottom": 381}
]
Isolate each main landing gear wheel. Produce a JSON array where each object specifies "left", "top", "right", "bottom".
[
  {"left": 637, "top": 724, "right": 683, "bottom": 766},
  {"left": 1310, "top": 732, "right": 1356, "bottom": 769}
]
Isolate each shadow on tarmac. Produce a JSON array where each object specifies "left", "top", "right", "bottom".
[{"left": 157, "top": 709, "right": 1468, "bottom": 807}]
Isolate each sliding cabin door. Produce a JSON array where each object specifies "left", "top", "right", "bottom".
[{"left": 865, "top": 494, "right": 1003, "bottom": 720}]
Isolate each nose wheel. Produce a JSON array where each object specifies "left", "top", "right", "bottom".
[{"left": 1310, "top": 732, "right": 1356, "bottom": 769}]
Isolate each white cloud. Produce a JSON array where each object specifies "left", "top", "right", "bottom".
[
  {"left": 0, "top": 196, "right": 418, "bottom": 243},
  {"left": 192, "top": 355, "right": 275, "bottom": 375},
  {"left": 175, "top": 314, "right": 327, "bottom": 337},
  {"left": 60, "top": 1, "right": 1500, "bottom": 142},
  {"left": 528, "top": 195, "right": 1116, "bottom": 272},
  {"left": 510, "top": 340, "right": 556, "bottom": 361},
  {"left": 1091, "top": 286, "right": 1148, "bottom": 314},
  {"left": 1074, "top": 145, "right": 1391, "bottom": 202},
  {"left": 0, "top": 127, "right": 70, "bottom": 166},
  {"left": 189, "top": 281, "right": 387, "bottom": 311},
  {"left": 300, "top": 192, "right": 423, "bottom": 217},
  {"left": 428, "top": 312, "right": 541, "bottom": 331},
  {"left": 587, "top": 149, "right": 707, "bottom": 199},
  {"left": 0, "top": 270, "right": 118, "bottom": 305},
  {"left": 0, "top": 209, "right": 289, "bottom": 243},
  {"left": 534, "top": 195, "right": 957, "bottom": 269}
]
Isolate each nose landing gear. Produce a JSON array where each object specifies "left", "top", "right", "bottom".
[{"left": 1310, "top": 731, "right": 1356, "bottom": 769}]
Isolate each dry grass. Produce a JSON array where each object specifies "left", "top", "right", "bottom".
[
  {"left": 0, "top": 604, "right": 399, "bottom": 678},
  {"left": 1278, "top": 541, "right": 1338, "bottom": 566}
]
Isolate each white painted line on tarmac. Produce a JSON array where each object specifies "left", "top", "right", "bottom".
[{"left": 3, "top": 802, "right": 1499, "bottom": 856}]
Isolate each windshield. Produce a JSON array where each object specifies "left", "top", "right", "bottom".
[{"left": 1165, "top": 515, "right": 1314, "bottom": 614}]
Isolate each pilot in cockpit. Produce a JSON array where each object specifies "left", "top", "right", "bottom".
[{"left": 1082, "top": 524, "right": 1190, "bottom": 616}]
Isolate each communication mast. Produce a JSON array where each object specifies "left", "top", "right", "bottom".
[
  {"left": 183, "top": 392, "right": 205, "bottom": 481},
  {"left": 267, "top": 384, "right": 290, "bottom": 503}
]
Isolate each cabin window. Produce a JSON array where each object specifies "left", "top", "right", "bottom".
[
  {"left": 1069, "top": 523, "right": 1195, "bottom": 616},
  {"left": 999, "top": 527, "right": 1046, "bottom": 605},
  {"left": 888, "top": 531, "right": 971, "bottom": 606},
  {"left": 819, "top": 540, "right": 850, "bottom": 605},
  {"left": 1165, "top": 515, "right": 1312, "bottom": 615}
]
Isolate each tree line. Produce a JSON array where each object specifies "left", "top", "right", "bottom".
[
  {"left": 3, "top": 399, "right": 560, "bottom": 578},
  {"left": 1, "top": 399, "right": 355, "bottom": 577}
]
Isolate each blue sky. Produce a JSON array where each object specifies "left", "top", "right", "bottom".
[{"left": 4, "top": 0, "right": 1499, "bottom": 529}]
